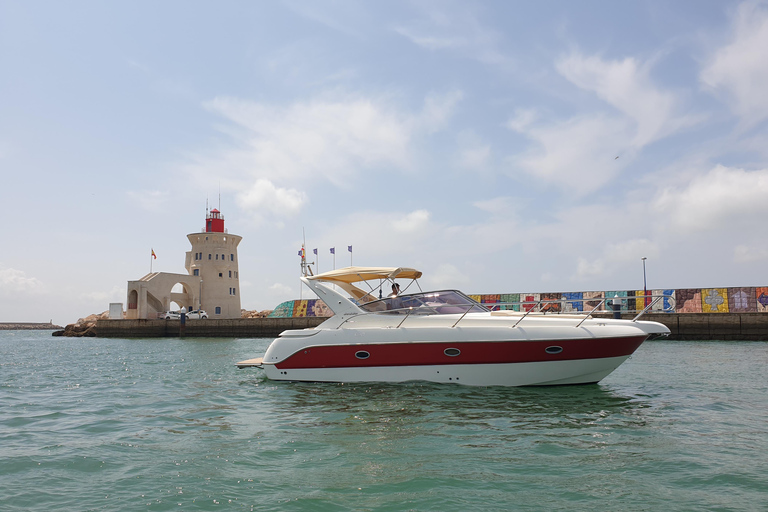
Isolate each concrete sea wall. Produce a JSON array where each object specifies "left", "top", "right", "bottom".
[
  {"left": 596, "top": 313, "right": 768, "bottom": 341},
  {"left": 91, "top": 313, "right": 768, "bottom": 340},
  {"left": 95, "top": 317, "right": 325, "bottom": 338}
]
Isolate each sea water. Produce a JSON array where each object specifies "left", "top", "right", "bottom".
[{"left": 1, "top": 331, "right": 766, "bottom": 511}]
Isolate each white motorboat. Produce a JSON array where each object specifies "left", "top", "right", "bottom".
[{"left": 240, "top": 267, "right": 670, "bottom": 386}]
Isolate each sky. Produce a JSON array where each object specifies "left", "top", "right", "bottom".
[{"left": 2, "top": 0, "right": 768, "bottom": 325}]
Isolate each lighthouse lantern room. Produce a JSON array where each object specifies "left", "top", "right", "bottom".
[{"left": 206, "top": 208, "right": 226, "bottom": 233}]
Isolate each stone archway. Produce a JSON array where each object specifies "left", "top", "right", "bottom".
[
  {"left": 170, "top": 282, "right": 193, "bottom": 312},
  {"left": 128, "top": 290, "right": 138, "bottom": 311}
]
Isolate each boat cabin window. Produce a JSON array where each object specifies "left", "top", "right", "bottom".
[{"left": 359, "top": 290, "right": 488, "bottom": 314}]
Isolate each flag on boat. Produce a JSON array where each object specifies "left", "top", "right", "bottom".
[
  {"left": 151, "top": 249, "right": 157, "bottom": 259},
  {"left": 348, "top": 245, "right": 352, "bottom": 252},
  {"left": 330, "top": 247, "right": 335, "bottom": 254},
  {"left": 313, "top": 248, "right": 318, "bottom": 255},
  {"left": 298, "top": 248, "right": 305, "bottom": 258}
]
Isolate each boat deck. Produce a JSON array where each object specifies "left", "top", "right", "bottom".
[{"left": 236, "top": 357, "right": 263, "bottom": 369}]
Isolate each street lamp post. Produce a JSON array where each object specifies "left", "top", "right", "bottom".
[{"left": 642, "top": 257, "right": 648, "bottom": 307}]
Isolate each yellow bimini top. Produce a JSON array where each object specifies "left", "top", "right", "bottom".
[{"left": 306, "top": 266, "right": 422, "bottom": 304}]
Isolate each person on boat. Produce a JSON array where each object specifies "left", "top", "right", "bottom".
[{"left": 387, "top": 283, "right": 403, "bottom": 311}]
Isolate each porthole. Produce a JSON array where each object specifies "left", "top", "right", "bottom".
[
  {"left": 444, "top": 348, "right": 461, "bottom": 357},
  {"left": 355, "top": 351, "right": 370, "bottom": 359},
  {"left": 545, "top": 346, "right": 563, "bottom": 354}
]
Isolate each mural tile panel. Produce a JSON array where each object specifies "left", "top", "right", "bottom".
[
  {"left": 500, "top": 293, "right": 520, "bottom": 311},
  {"left": 562, "top": 292, "right": 583, "bottom": 312},
  {"left": 728, "top": 287, "right": 755, "bottom": 312},
  {"left": 633, "top": 290, "right": 647, "bottom": 312},
  {"left": 521, "top": 293, "right": 540, "bottom": 312},
  {"left": 702, "top": 288, "right": 729, "bottom": 313},
  {"left": 307, "top": 299, "right": 333, "bottom": 317},
  {"left": 540, "top": 293, "right": 561, "bottom": 312},
  {"left": 292, "top": 300, "right": 308, "bottom": 317},
  {"left": 268, "top": 300, "right": 295, "bottom": 318},
  {"left": 676, "top": 289, "right": 702, "bottom": 313},
  {"left": 583, "top": 291, "right": 604, "bottom": 311},
  {"left": 653, "top": 290, "right": 676, "bottom": 313},
  {"left": 756, "top": 287, "right": 768, "bottom": 312},
  {"left": 605, "top": 291, "right": 628, "bottom": 311}
]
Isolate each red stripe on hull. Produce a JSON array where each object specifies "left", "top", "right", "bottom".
[{"left": 274, "top": 336, "right": 647, "bottom": 370}]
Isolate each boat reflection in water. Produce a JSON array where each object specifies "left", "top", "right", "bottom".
[{"left": 238, "top": 267, "right": 670, "bottom": 387}]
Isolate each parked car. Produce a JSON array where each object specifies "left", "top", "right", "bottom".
[{"left": 162, "top": 310, "right": 208, "bottom": 320}]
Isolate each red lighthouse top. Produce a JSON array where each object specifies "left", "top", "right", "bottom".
[{"left": 206, "top": 208, "right": 225, "bottom": 233}]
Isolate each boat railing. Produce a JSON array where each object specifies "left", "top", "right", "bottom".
[{"left": 335, "top": 294, "right": 675, "bottom": 329}]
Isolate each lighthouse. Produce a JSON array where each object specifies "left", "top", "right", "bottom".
[
  {"left": 185, "top": 208, "right": 243, "bottom": 318},
  {"left": 126, "top": 206, "right": 243, "bottom": 320}
]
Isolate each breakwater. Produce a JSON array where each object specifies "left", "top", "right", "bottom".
[
  {"left": 93, "top": 317, "right": 325, "bottom": 338},
  {"left": 1, "top": 322, "right": 63, "bottom": 330},
  {"left": 88, "top": 313, "right": 768, "bottom": 340}
]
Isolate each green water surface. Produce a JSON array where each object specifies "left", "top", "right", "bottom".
[{"left": 1, "top": 332, "right": 766, "bottom": 511}]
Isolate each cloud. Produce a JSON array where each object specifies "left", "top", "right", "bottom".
[
  {"left": 269, "top": 282, "right": 294, "bottom": 296},
  {"left": 127, "top": 190, "right": 169, "bottom": 212},
  {"left": 472, "top": 196, "right": 515, "bottom": 215},
  {"left": 283, "top": 0, "right": 368, "bottom": 37},
  {"left": 654, "top": 164, "right": 768, "bottom": 231},
  {"left": 236, "top": 179, "right": 307, "bottom": 219},
  {"left": 193, "top": 91, "right": 461, "bottom": 219},
  {"left": 507, "top": 112, "right": 633, "bottom": 194},
  {"left": 0, "top": 265, "right": 45, "bottom": 295},
  {"left": 80, "top": 285, "right": 124, "bottom": 303},
  {"left": 456, "top": 130, "right": 491, "bottom": 169},
  {"left": 426, "top": 263, "right": 471, "bottom": 289},
  {"left": 574, "top": 239, "right": 659, "bottom": 282},
  {"left": 392, "top": 4, "right": 510, "bottom": 66},
  {"left": 419, "top": 90, "right": 464, "bottom": 133},
  {"left": 734, "top": 243, "right": 768, "bottom": 263},
  {"left": 700, "top": 1, "right": 768, "bottom": 127},
  {"left": 392, "top": 209, "right": 431, "bottom": 233},
  {"left": 557, "top": 53, "right": 694, "bottom": 146},
  {"left": 507, "top": 52, "right": 700, "bottom": 195}
]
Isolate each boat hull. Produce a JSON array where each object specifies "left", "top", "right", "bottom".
[
  {"left": 263, "top": 355, "right": 634, "bottom": 386},
  {"left": 262, "top": 335, "right": 648, "bottom": 387}
]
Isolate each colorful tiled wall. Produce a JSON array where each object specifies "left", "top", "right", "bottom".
[
  {"left": 267, "top": 287, "right": 768, "bottom": 317},
  {"left": 268, "top": 299, "right": 333, "bottom": 318}
]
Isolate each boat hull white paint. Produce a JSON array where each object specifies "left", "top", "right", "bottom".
[
  {"left": 262, "top": 355, "right": 632, "bottom": 387},
  {"left": 243, "top": 268, "right": 671, "bottom": 387}
]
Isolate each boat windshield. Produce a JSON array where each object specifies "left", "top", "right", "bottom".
[{"left": 358, "top": 290, "right": 489, "bottom": 314}]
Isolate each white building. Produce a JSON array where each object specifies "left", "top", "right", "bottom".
[{"left": 126, "top": 208, "right": 242, "bottom": 319}]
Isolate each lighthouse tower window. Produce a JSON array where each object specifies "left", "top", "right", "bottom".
[
  {"left": 218, "top": 273, "right": 223, "bottom": 277},
  {"left": 215, "top": 307, "right": 221, "bottom": 315},
  {"left": 193, "top": 269, "right": 199, "bottom": 276},
  {"left": 229, "top": 271, "right": 232, "bottom": 278},
  {"left": 208, "top": 254, "right": 211, "bottom": 260},
  {"left": 230, "top": 254, "right": 234, "bottom": 261}
]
